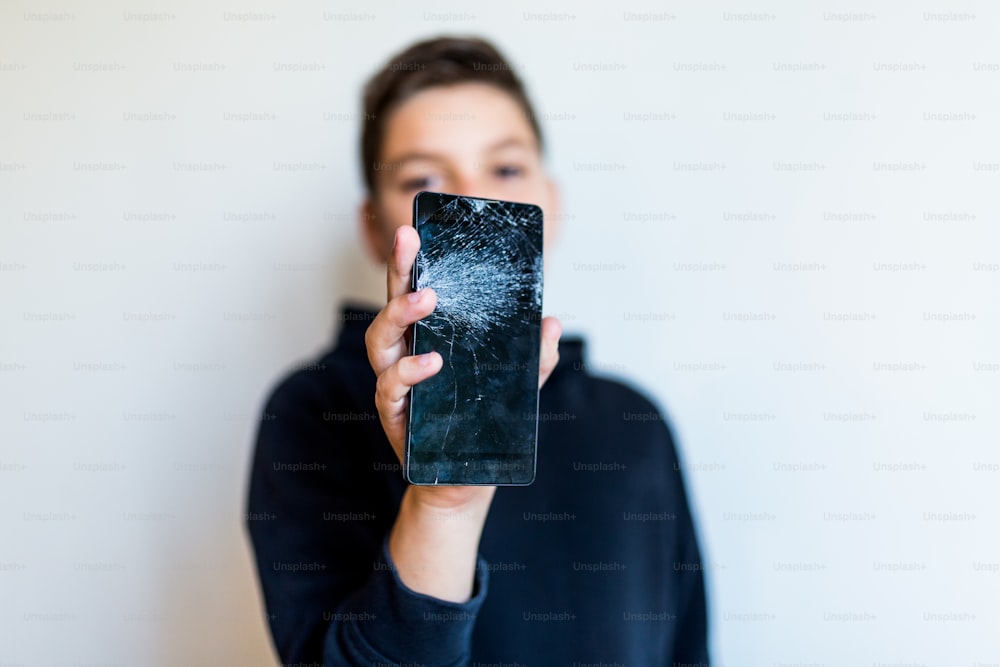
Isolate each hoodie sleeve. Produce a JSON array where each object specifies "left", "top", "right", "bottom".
[{"left": 245, "top": 372, "right": 489, "bottom": 666}]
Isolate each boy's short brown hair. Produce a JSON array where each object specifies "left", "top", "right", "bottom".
[{"left": 360, "top": 36, "right": 544, "bottom": 194}]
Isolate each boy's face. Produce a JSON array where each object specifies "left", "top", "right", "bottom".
[{"left": 362, "top": 82, "right": 560, "bottom": 261}]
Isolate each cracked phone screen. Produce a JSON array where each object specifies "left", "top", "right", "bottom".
[{"left": 405, "top": 191, "right": 543, "bottom": 485}]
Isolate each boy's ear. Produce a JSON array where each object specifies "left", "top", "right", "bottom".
[
  {"left": 359, "top": 197, "right": 389, "bottom": 263},
  {"left": 546, "top": 177, "right": 563, "bottom": 245}
]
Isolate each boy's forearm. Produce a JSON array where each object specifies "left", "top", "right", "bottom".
[{"left": 387, "top": 486, "right": 495, "bottom": 602}]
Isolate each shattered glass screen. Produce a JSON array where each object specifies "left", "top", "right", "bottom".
[{"left": 405, "top": 191, "right": 544, "bottom": 485}]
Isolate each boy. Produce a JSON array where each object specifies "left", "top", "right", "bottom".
[{"left": 246, "top": 35, "right": 709, "bottom": 666}]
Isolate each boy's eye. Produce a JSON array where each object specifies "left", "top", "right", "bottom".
[
  {"left": 401, "top": 176, "right": 435, "bottom": 190},
  {"left": 494, "top": 165, "right": 523, "bottom": 178}
]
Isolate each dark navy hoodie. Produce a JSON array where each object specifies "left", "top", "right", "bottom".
[{"left": 246, "top": 304, "right": 710, "bottom": 666}]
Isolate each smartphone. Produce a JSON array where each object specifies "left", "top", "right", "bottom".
[{"left": 404, "top": 191, "right": 544, "bottom": 485}]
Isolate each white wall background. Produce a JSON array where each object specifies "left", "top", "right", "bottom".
[{"left": 2, "top": 1, "right": 998, "bottom": 665}]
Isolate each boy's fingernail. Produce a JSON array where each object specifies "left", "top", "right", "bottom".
[{"left": 408, "top": 290, "right": 421, "bottom": 303}]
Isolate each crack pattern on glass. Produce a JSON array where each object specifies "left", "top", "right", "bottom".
[{"left": 415, "top": 195, "right": 542, "bottom": 358}]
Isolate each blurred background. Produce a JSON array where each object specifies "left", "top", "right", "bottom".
[{"left": 1, "top": 0, "right": 998, "bottom": 664}]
